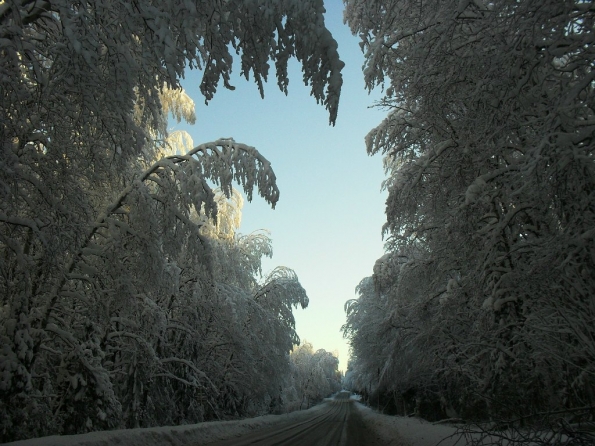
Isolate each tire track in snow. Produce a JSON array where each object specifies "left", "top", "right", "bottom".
[{"left": 201, "top": 392, "right": 385, "bottom": 446}]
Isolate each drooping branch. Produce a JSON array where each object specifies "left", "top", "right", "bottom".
[{"left": 36, "top": 139, "right": 278, "bottom": 356}]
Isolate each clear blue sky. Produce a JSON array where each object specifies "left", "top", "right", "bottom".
[{"left": 173, "top": 0, "right": 387, "bottom": 371}]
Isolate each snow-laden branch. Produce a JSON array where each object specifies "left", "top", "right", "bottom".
[{"left": 37, "top": 139, "right": 278, "bottom": 361}]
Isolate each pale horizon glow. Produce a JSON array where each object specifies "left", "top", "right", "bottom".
[{"left": 174, "top": 0, "right": 387, "bottom": 372}]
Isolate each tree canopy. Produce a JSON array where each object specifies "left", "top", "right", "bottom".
[
  {"left": 0, "top": 0, "right": 344, "bottom": 441},
  {"left": 343, "top": 0, "right": 595, "bottom": 441}
]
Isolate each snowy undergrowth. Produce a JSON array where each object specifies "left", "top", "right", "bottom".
[
  {"left": 5, "top": 404, "right": 329, "bottom": 446},
  {"left": 353, "top": 399, "right": 460, "bottom": 446},
  {"left": 353, "top": 400, "right": 593, "bottom": 446}
]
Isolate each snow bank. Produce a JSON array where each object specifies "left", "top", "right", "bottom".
[
  {"left": 5, "top": 404, "right": 328, "bottom": 446},
  {"left": 354, "top": 401, "right": 460, "bottom": 446}
]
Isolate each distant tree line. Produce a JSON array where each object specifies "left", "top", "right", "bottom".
[{"left": 286, "top": 342, "right": 342, "bottom": 412}]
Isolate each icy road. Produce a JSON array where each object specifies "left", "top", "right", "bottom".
[{"left": 201, "top": 391, "right": 382, "bottom": 446}]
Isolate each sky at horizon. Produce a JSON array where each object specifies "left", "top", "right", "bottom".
[{"left": 173, "top": 0, "right": 388, "bottom": 371}]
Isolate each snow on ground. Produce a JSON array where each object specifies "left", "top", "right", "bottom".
[
  {"left": 353, "top": 396, "right": 460, "bottom": 446},
  {"left": 7, "top": 395, "right": 464, "bottom": 446},
  {"left": 5, "top": 404, "right": 329, "bottom": 446},
  {"left": 353, "top": 399, "right": 592, "bottom": 446}
]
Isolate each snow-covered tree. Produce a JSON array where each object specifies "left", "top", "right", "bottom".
[
  {"left": 344, "top": 0, "right": 595, "bottom": 432},
  {"left": 1, "top": 0, "right": 344, "bottom": 161},
  {"left": 285, "top": 342, "right": 341, "bottom": 411},
  {"left": 1, "top": 1, "right": 344, "bottom": 440},
  {"left": 1, "top": 131, "right": 311, "bottom": 436}
]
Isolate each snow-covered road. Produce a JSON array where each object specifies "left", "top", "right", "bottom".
[
  {"left": 201, "top": 391, "right": 381, "bottom": 445},
  {"left": 6, "top": 393, "right": 459, "bottom": 446}
]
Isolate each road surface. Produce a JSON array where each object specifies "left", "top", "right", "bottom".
[{"left": 201, "top": 392, "right": 383, "bottom": 446}]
